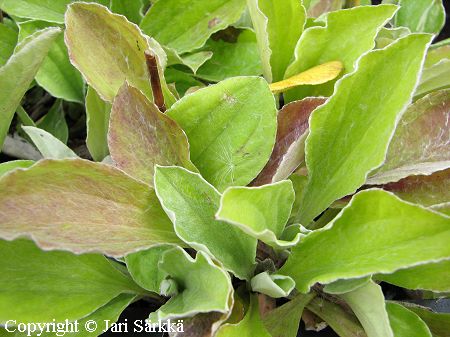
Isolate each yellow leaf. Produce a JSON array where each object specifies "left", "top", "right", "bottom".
[{"left": 269, "top": 61, "right": 343, "bottom": 93}]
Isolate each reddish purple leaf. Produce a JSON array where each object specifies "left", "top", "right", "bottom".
[
  {"left": 108, "top": 83, "right": 195, "bottom": 186},
  {"left": 0, "top": 159, "right": 181, "bottom": 257},
  {"left": 253, "top": 98, "right": 326, "bottom": 186},
  {"left": 382, "top": 168, "right": 450, "bottom": 214},
  {"left": 368, "top": 89, "right": 450, "bottom": 185}
]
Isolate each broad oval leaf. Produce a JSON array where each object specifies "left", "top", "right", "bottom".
[
  {"left": 297, "top": 34, "right": 432, "bottom": 224},
  {"left": 140, "top": 0, "right": 246, "bottom": 54},
  {"left": 368, "top": 89, "right": 450, "bottom": 184},
  {"left": 154, "top": 166, "right": 257, "bottom": 280},
  {"left": 0, "top": 159, "right": 181, "bottom": 257},
  {"left": 253, "top": 98, "right": 326, "bottom": 185},
  {"left": 0, "top": 239, "right": 142, "bottom": 323},
  {"left": 195, "top": 29, "right": 263, "bottom": 82},
  {"left": 284, "top": 5, "right": 398, "bottom": 102},
  {"left": 109, "top": 83, "right": 195, "bottom": 186},
  {"left": 216, "top": 181, "right": 299, "bottom": 248},
  {"left": 0, "top": 27, "right": 60, "bottom": 150},
  {"left": 386, "top": 302, "right": 432, "bottom": 337},
  {"left": 281, "top": 189, "right": 450, "bottom": 293},
  {"left": 64, "top": 2, "right": 171, "bottom": 103},
  {"left": 148, "top": 247, "right": 233, "bottom": 321},
  {"left": 166, "top": 76, "right": 277, "bottom": 191}
]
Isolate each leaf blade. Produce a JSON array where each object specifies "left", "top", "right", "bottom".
[
  {"left": 281, "top": 189, "right": 450, "bottom": 293},
  {"left": 0, "top": 159, "right": 181, "bottom": 257}
]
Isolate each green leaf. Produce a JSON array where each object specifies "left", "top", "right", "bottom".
[
  {"left": 0, "top": 159, "right": 181, "bottom": 257},
  {"left": 18, "top": 20, "right": 85, "bottom": 103},
  {"left": 386, "top": 302, "right": 432, "bottom": 337},
  {"left": 125, "top": 245, "right": 174, "bottom": 293},
  {"left": 15, "top": 105, "right": 35, "bottom": 127},
  {"left": 22, "top": 126, "right": 78, "bottom": 159},
  {"left": 262, "top": 293, "right": 315, "bottom": 337},
  {"left": 394, "top": 0, "right": 445, "bottom": 35},
  {"left": 86, "top": 86, "right": 111, "bottom": 161},
  {"left": 247, "top": 0, "right": 306, "bottom": 82},
  {"left": 168, "top": 50, "right": 213, "bottom": 74},
  {"left": 289, "top": 174, "right": 308, "bottom": 223},
  {"left": 0, "top": 0, "right": 72, "bottom": 23},
  {"left": 110, "top": 0, "right": 144, "bottom": 24},
  {"left": 108, "top": 83, "right": 195, "bottom": 186},
  {"left": 0, "top": 239, "right": 141, "bottom": 323},
  {"left": 425, "top": 44, "right": 450, "bottom": 68},
  {"left": 65, "top": 3, "right": 172, "bottom": 103},
  {"left": 154, "top": 166, "right": 257, "bottom": 280},
  {"left": 281, "top": 189, "right": 450, "bottom": 293},
  {"left": 216, "top": 181, "right": 300, "bottom": 248},
  {"left": 400, "top": 302, "right": 450, "bottom": 337},
  {"left": 0, "top": 160, "right": 33, "bottom": 177},
  {"left": 1, "top": 294, "right": 137, "bottom": 337},
  {"left": 377, "top": 260, "right": 450, "bottom": 292},
  {"left": 340, "top": 281, "right": 393, "bottom": 337},
  {"left": 381, "top": 169, "right": 450, "bottom": 213},
  {"left": 324, "top": 276, "right": 371, "bottom": 295},
  {"left": 284, "top": 5, "right": 398, "bottom": 102},
  {"left": 148, "top": 247, "right": 233, "bottom": 321},
  {"left": 297, "top": 34, "right": 432, "bottom": 224},
  {"left": 415, "top": 59, "right": 450, "bottom": 99},
  {"left": 375, "top": 26, "right": 411, "bottom": 49},
  {"left": 0, "top": 23, "right": 17, "bottom": 66},
  {"left": 36, "top": 100, "right": 69, "bottom": 143},
  {"left": 0, "top": 27, "right": 60, "bottom": 150},
  {"left": 216, "top": 295, "right": 271, "bottom": 337},
  {"left": 306, "top": 297, "right": 367, "bottom": 337},
  {"left": 250, "top": 272, "right": 295, "bottom": 298},
  {"left": 165, "top": 67, "right": 204, "bottom": 97},
  {"left": 140, "top": 0, "right": 246, "bottom": 54},
  {"left": 166, "top": 76, "right": 277, "bottom": 191},
  {"left": 368, "top": 89, "right": 450, "bottom": 184},
  {"left": 253, "top": 98, "right": 326, "bottom": 185},
  {"left": 195, "top": 29, "right": 262, "bottom": 82}
]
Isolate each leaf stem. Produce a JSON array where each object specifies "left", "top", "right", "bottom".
[{"left": 145, "top": 50, "right": 166, "bottom": 112}]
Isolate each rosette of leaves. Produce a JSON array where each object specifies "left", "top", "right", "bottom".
[{"left": 0, "top": 1, "right": 449, "bottom": 337}]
